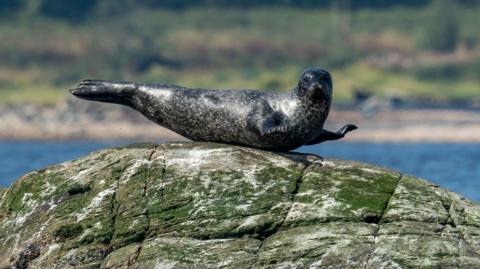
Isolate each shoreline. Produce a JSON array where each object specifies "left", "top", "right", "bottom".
[
  {"left": 1, "top": 124, "right": 479, "bottom": 143},
  {"left": 1, "top": 137, "right": 479, "bottom": 144},
  {"left": 1, "top": 103, "right": 479, "bottom": 143}
]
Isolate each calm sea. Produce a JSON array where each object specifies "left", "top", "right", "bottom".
[{"left": 0, "top": 141, "right": 478, "bottom": 202}]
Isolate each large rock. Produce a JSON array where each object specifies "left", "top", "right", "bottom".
[{"left": 0, "top": 142, "right": 479, "bottom": 268}]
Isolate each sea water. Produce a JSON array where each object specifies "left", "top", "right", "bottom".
[{"left": 0, "top": 141, "right": 478, "bottom": 202}]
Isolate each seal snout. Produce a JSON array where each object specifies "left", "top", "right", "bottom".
[
  {"left": 308, "top": 81, "right": 329, "bottom": 100},
  {"left": 310, "top": 82, "right": 324, "bottom": 92},
  {"left": 311, "top": 82, "right": 324, "bottom": 91}
]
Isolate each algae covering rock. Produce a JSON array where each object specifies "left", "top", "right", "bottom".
[{"left": 0, "top": 142, "right": 479, "bottom": 269}]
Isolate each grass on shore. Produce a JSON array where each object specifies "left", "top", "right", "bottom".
[{"left": 2, "top": 63, "right": 478, "bottom": 106}]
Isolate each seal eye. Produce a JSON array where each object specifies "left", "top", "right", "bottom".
[{"left": 320, "top": 73, "right": 328, "bottom": 80}]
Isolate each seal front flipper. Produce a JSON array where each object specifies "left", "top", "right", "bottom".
[
  {"left": 251, "top": 112, "right": 289, "bottom": 136},
  {"left": 306, "top": 124, "right": 358, "bottom": 145},
  {"left": 70, "top": 80, "right": 137, "bottom": 105}
]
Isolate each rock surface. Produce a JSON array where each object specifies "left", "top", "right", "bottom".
[{"left": 0, "top": 142, "right": 479, "bottom": 268}]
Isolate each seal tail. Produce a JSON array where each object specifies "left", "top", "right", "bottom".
[{"left": 70, "top": 80, "right": 137, "bottom": 105}]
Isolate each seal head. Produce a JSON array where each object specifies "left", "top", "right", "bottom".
[{"left": 296, "top": 68, "right": 333, "bottom": 102}]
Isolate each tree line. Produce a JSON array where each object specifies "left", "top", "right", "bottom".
[{"left": 1, "top": 0, "right": 478, "bottom": 21}]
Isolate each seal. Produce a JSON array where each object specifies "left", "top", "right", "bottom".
[{"left": 70, "top": 67, "right": 357, "bottom": 151}]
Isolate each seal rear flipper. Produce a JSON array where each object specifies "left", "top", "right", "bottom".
[{"left": 70, "top": 80, "right": 137, "bottom": 105}]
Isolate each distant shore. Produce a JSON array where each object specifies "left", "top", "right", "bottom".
[{"left": 0, "top": 101, "right": 479, "bottom": 143}]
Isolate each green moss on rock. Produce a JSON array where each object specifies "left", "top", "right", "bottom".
[
  {"left": 66, "top": 183, "right": 92, "bottom": 196},
  {"left": 55, "top": 223, "right": 84, "bottom": 240}
]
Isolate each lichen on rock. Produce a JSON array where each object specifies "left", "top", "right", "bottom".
[{"left": 0, "top": 142, "right": 479, "bottom": 268}]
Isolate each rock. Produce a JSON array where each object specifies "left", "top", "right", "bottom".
[{"left": 0, "top": 142, "right": 479, "bottom": 268}]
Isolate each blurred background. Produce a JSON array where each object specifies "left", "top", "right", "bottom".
[{"left": 0, "top": 0, "right": 479, "bottom": 200}]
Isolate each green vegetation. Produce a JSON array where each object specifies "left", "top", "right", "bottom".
[
  {"left": 0, "top": 0, "right": 479, "bottom": 105},
  {"left": 55, "top": 223, "right": 84, "bottom": 241},
  {"left": 418, "top": 0, "right": 460, "bottom": 52}
]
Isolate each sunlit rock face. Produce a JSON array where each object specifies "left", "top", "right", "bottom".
[{"left": 0, "top": 142, "right": 479, "bottom": 268}]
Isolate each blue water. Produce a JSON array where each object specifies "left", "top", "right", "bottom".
[{"left": 0, "top": 141, "right": 478, "bottom": 202}]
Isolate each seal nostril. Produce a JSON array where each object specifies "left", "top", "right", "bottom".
[
  {"left": 311, "top": 82, "right": 323, "bottom": 90},
  {"left": 313, "top": 82, "right": 320, "bottom": 87}
]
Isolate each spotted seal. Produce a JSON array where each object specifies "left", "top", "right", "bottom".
[{"left": 70, "top": 67, "right": 357, "bottom": 151}]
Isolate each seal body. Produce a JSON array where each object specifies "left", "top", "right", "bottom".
[{"left": 70, "top": 68, "right": 357, "bottom": 151}]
